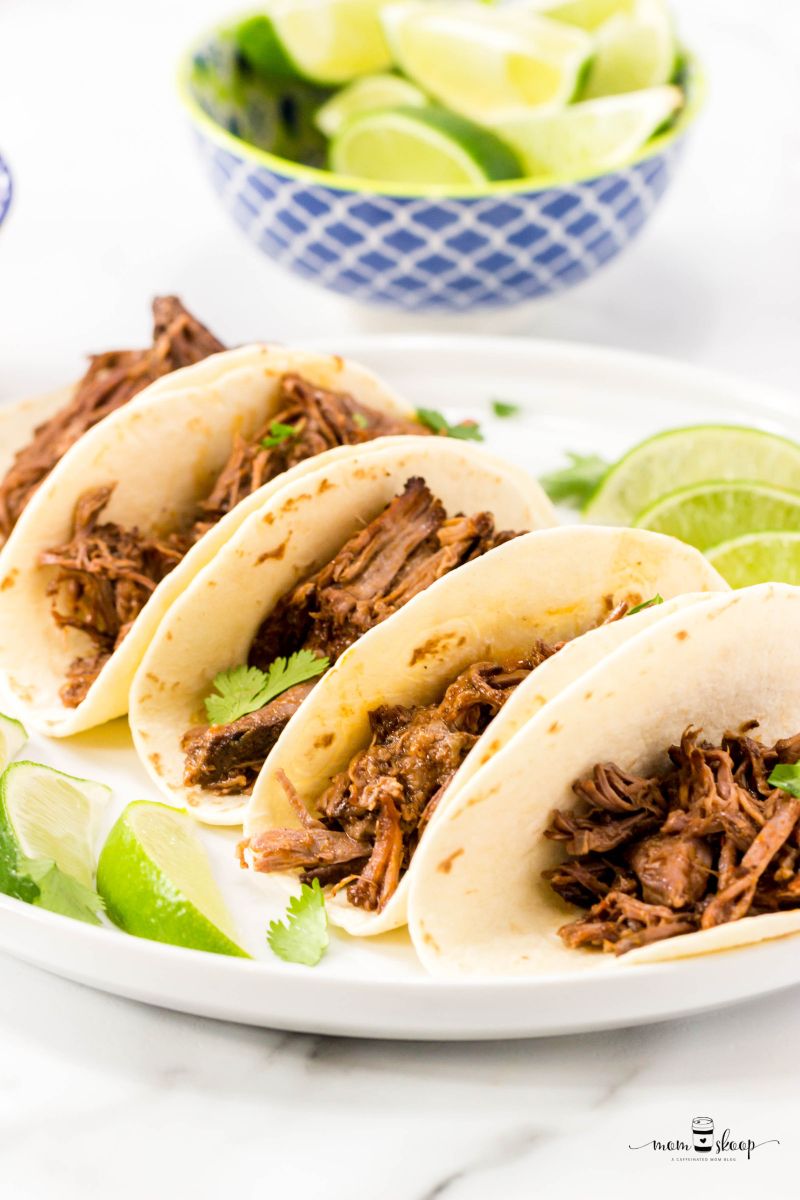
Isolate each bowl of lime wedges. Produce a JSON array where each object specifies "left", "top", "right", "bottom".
[{"left": 180, "top": 0, "right": 702, "bottom": 312}]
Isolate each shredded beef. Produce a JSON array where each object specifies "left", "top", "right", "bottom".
[
  {"left": 0, "top": 297, "right": 224, "bottom": 540},
  {"left": 248, "top": 650, "right": 557, "bottom": 909},
  {"left": 183, "top": 478, "right": 520, "bottom": 794},
  {"left": 41, "top": 366, "right": 425, "bottom": 707},
  {"left": 544, "top": 726, "right": 800, "bottom": 954},
  {"left": 40, "top": 486, "right": 187, "bottom": 706},
  {"left": 191, "top": 373, "right": 425, "bottom": 539}
]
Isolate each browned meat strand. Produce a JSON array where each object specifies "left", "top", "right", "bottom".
[
  {"left": 183, "top": 478, "right": 521, "bottom": 794},
  {"left": 544, "top": 726, "right": 800, "bottom": 955},
  {"left": 191, "top": 373, "right": 426, "bottom": 539},
  {"left": 181, "top": 681, "right": 317, "bottom": 795},
  {"left": 0, "top": 297, "right": 224, "bottom": 540},
  {"left": 40, "top": 486, "right": 188, "bottom": 707},
  {"left": 248, "top": 649, "right": 558, "bottom": 910}
]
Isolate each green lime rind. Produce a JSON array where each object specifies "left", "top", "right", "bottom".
[
  {"left": 585, "top": 425, "right": 800, "bottom": 525},
  {"left": 97, "top": 801, "right": 249, "bottom": 958},
  {"left": 633, "top": 480, "right": 800, "bottom": 552},
  {"left": 330, "top": 104, "right": 522, "bottom": 185},
  {"left": 234, "top": 14, "right": 307, "bottom": 81},
  {"left": 315, "top": 73, "right": 427, "bottom": 138},
  {"left": 706, "top": 531, "right": 800, "bottom": 589},
  {"left": 0, "top": 713, "right": 27, "bottom": 775}
]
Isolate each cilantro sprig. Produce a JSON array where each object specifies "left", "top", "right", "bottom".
[
  {"left": 628, "top": 594, "right": 664, "bottom": 616},
  {"left": 261, "top": 420, "right": 300, "bottom": 449},
  {"left": 0, "top": 839, "right": 104, "bottom": 925},
  {"left": 267, "top": 878, "right": 329, "bottom": 966},
  {"left": 204, "top": 649, "right": 330, "bottom": 725},
  {"left": 539, "top": 452, "right": 611, "bottom": 509},
  {"left": 491, "top": 399, "right": 521, "bottom": 418},
  {"left": 416, "top": 408, "right": 484, "bottom": 442},
  {"left": 768, "top": 763, "right": 800, "bottom": 798}
]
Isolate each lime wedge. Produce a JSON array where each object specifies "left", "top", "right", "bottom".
[
  {"left": 527, "top": 0, "right": 637, "bottom": 31},
  {"left": 583, "top": 0, "right": 676, "bottom": 98},
  {"left": 97, "top": 802, "right": 248, "bottom": 957},
  {"left": 235, "top": 1, "right": 392, "bottom": 86},
  {"left": 706, "top": 532, "right": 800, "bottom": 589},
  {"left": 330, "top": 104, "right": 522, "bottom": 184},
  {"left": 382, "top": 2, "right": 592, "bottom": 120},
  {"left": 315, "top": 73, "right": 427, "bottom": 137},
  {"left": 634, "top": 481, "right": 800, "bottom": 552},
  {"left": 586, "top": 425, "right": 800, "bottom": 525},
  {"left": 0, "top": 762, "right": 110, "bottom": 889},
  {"left": 492, "top": 85, "right": 681, "bottom": 178},
  {"left": 0, "top": 713, "right": 26, "bottom": 774}
]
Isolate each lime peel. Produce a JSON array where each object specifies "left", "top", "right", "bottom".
[
  {"left": 586, "top": 425, "right": 800, "bottom": 526},
  {"left": 97, "top": 801, "right": 248, "bottom": 957}
]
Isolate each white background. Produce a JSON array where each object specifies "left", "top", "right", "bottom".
[{"left": 0, "top": 1, "right": 799, "bottom": 1196}]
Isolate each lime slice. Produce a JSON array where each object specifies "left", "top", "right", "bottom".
[
  {"left": 382, "top": 2, "right": 592, "bottom": 120},
  {"left": 0, "top": 713, "right": 26, "bottom": 774},
  {"left": 583, "top": 0, "right": 676, "bottom": 98},
  {"left": 315, "top": 73, "right": 427, "bottom": 137},
  {"left": 330, "top": 105, "right": 522, "bottom": 184},
  {"left": 633, "top": 481, "right": 800, "bottom": 552},
  {"left": 586, "top": 425, "right": 800, "bottom": 525},
  {"left": 491, "top": 85, "right": 681, "bottom": 178},
  {"left": 235, "top": 1, "right": 392, "bottom": 86},
  {"left": 97, "top": 801, "right": 248, "bottom": 957},
  {"left": 0, "top": 762, "right": 110, "bottom": 888},
  {"left": 526, "top": 0, "right": 637, "bottom": 31},
  {"left": 707, "top": 532, "right": 800, "bottom": 589}
]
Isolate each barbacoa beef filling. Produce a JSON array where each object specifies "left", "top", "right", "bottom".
[
  {"left": 248, "top": 647, "right": 559, "bottom": 911},
  {"left": 182, "top": 477, "right": 520, "bottom": 794},
  {"left": 0, "top": 296, "right": 224, "bottom": 540},
  {"left": 41, "top": 487, "right": 188, "bottom": 707},
  {"left": 42, "top": 376, "right": 425, "bottom": 708},
  {"left": 544, "top": 725, "right": 800, "bottom": 955}
]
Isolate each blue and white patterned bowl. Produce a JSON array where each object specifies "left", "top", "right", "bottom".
[
  {"left": 180, "top": 35, "right": 702, "bottom": 313},
  {"left": 0, "top": 154, "right": 12, "bottom": 234}
]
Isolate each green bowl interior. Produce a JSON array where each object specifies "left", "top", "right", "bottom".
[{"left": 179, "top": 20, "right": 705, "bottom": 200}]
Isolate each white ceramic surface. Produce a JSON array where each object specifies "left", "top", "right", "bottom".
[{"left": 1, "top": 335, "right": 800, "bottom": 1040}]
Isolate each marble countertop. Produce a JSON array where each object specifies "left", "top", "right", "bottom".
[{"left": 0, "top": 0, "right": 798, "bottom": 1194}]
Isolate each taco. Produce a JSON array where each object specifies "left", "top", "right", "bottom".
[
  {"left": 408, "top": 583, "right": 800, "bottom": 976},
  {"left": 241, "top": 526, "right": 728, "bottom": 935},
  {"left": 0, "top": 297, "right": 225, "bottom": 540},
  {"left": 129, "top": 437, "right": 557, "bottom": 825},
  {"left": 0, "top": 341, "right": 434, "bottom": 735}
]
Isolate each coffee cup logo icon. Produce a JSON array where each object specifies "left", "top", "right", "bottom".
[{"left": 692, "top": 1117, "right": 714, "bottom": 1152}]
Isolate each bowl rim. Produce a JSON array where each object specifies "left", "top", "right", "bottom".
[{"left": 177, "top": 27, "right": 705, "bottom": 201}]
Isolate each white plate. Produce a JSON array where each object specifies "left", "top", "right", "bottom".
[{"left": 2, "top": 334, "right": 800, "bottom": 1041}]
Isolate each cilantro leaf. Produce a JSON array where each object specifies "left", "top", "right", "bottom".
[
  {"left": 491, "top": 399, "right": 520, "bottom": 418},
  {"left": 205, "top": 650, "right": 330, "bottom": 725},
  {"left": 768, "top": 764, "right": 800, "bottom": 798},
  {"left": 261, "top": 420, "right": 300, "bottom": 449},
  {"left": 353, "top": 412, "right": 369, "bottom": 430},
  {"left": 18, "top": 856, "right": 105, "bottom": 925},
  {"left": 267, "top": 878, "right": 329, "bottom": 966},
  {"left": 628, "top": 594, "right": 664, "bottom": 616},
  {"left": 416, "top": 408, "right": 484, "bottom": 442},
  {"left": 539, "top": 452, "right": 611, "bottom": 509}
]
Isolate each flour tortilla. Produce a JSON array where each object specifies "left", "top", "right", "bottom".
[
  {"left": 129, "top": 437, "right": 557, "bottom": 826},
  {"left": 0, "top": 345, "right": 423, "bottom": 736},
  {"left": 408, "top": 583, "right": 800, "bottom": 977},
  {"left": 0, "top": 386, "right": 76, "bottom": 481},
  {"left": 245, "top": 526, "right": 727, "bottom": 936}
]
